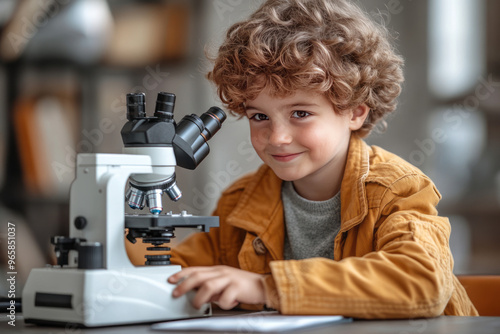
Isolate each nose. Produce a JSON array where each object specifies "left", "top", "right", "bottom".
[{"left": 268, "top": 121, "right": 292, "bottom": 147}]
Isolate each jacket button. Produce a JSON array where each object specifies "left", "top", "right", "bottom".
[{"left": 252, "top": 237, "right": 267, "bottom": 255}]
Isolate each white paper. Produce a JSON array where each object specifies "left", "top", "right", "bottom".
[{"left": 151, "top": 311, "right": 350, "bottom": 332}]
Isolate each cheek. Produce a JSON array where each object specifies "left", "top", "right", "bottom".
[
  {"left": 301, "top": 126, "right": 342, "bottom": 156},
  {"left": 299, "top": 126, "right": 327, "bottom": 149},
  {"left": 249, "top": 126, "right": 270, "bottom": 149}
]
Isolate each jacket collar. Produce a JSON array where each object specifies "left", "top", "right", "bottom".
[
  {"left": 340, "top": 134, "right": 370, "bottom": 231},
  {"left": 225, "top": 165, "right": 285, "bottom": 260},
  {"left": 225, "top": 134, "right": 370, "bottom": 256}
]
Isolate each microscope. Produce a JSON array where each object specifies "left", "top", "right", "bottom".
[{"left": 22, "top": 92, "right": 226, "bottom": 327}]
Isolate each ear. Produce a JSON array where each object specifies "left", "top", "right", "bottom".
[{"left": 349, "top": 104, "right": 370, "bottom": 131}]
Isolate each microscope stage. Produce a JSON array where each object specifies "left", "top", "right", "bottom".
[{"left": 125, "top": 213, "right": 219, "bottom": 232}]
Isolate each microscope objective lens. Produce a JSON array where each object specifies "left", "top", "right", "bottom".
[
  {"left": 146, "top": 189, "right": 163, "bottom": 214},
  {"left": 128, "top": 187, "right": 146, "bottom": 210},
  {"left": 165, "top": 183, "right": 182, "bottom": 201},
  {"left": 125, "top": 187, "right": 132, "bottom": 201}
]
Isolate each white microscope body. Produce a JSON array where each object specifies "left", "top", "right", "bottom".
[{"left": 22, "top": 92, "right": 226, "bottom": 327}]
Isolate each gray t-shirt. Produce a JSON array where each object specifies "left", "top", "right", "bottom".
[{"left": 282, "top": 181, "right": 341, "bottom": 260}]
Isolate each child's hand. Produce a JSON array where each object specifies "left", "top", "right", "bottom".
[{"left": 167, "top": 266, "right": 266, "bottom": 310}]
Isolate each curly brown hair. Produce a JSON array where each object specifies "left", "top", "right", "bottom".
[{"left": 207, "top": 0, "right": 404, "bottom": 137}]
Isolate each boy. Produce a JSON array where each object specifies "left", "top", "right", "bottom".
[{"left": 166, "top": 0, "right": 478, "bottom": 318}]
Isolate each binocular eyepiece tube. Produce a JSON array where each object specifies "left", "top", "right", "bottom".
[{"left": 123, "top": 91, "right": 226, "bottom": 214}]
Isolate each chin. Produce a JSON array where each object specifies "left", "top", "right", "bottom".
[{"left": 270, "top": 168, "right": 304, "bottom": 182}]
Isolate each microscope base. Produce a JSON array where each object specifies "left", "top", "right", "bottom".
[{"left": 22, "top": 266, "right": 210, "bottom": 327}]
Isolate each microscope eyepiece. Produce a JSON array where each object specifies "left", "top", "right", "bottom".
[
  {"left": 173, "top": 106, "right": 227, "bottom": 169},
  {"left": 126, "top": 93, "right": 146, "bottom": 121},
  {"left": 200, "top": 107, "right": 227, "bottom": 141},
  {"left": 154, "top": 92, "right": 176, "bottom": 120}
]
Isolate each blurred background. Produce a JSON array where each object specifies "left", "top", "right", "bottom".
[{"left": 0, "top": 0, "right": 499, "bottom": 295}]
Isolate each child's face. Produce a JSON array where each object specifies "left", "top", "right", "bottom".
[{"left": 245, "top": 88, "right": 355, "bottom": 186}]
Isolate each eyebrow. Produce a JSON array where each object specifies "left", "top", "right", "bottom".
[{"left": 245, "top": 102, "right": 320, "bottom": 111}]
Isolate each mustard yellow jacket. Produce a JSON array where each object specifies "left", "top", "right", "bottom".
[{"left": 169, "top": 135, "right": 478, "bottom": 318}]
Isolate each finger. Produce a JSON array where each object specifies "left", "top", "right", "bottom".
[
  {"left": 191, "top": 276, "right": 231, "bottom": 309},
  {"left": 168, "top": 266, "right": 215, "bottom": 284},
  {"left": 209, "top": 293, "right": 222, "bottom": 303},
  {"left": 217, "top": 285, "right": 240, "bottom": 310},
  {"left": 173, "top": 270, "right": 224, "bottom": 298}
]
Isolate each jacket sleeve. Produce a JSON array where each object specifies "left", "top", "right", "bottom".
[
  {"left": 170, "top": 177, "right": 247, "bottom": 268},
  {"left": 263, "top": 174, "right": 456, "bottom": 319},
  {"left": 169, "top": 225, "right": 222, "bottom": 267}
]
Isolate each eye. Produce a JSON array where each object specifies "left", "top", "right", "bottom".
[
  {"left": 249, "top": 113, "right": 269, "bottom": 121},
  {"left": 292, "top": 110, "right": 311, "bottom": 118}
]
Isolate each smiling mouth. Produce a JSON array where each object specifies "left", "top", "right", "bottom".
[{"left": 271, "top": 153, "right": 301, "bottom": 162}]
